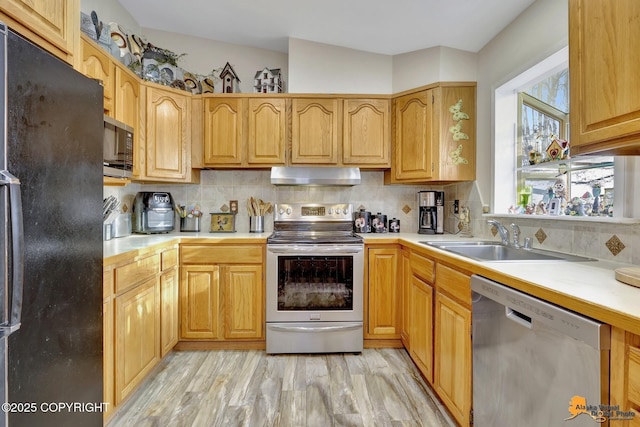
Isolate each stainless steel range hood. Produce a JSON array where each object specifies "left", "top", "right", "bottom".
[{"left": 270, "top": 166, "right": 361, "bottom": 186}]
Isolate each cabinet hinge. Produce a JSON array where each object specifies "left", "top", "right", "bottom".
[
  {"left": 470, "top": 409, "right": 474, "bottom": 425},
  {"left": 432, "top": 94, "right": 435, "bottom": 104},
  {"left": 431, "top": 163, "right": 434, "bottom": 172}
]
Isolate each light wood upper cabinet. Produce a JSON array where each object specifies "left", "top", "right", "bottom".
[
  {"left": 393, "top": 90, "right": 434, "bottom": 180},
  {"left": 366, "top": 246, "right": 401, "bottom": 339},
  {"left": 114, "top": 64, "right": 141, "bottom": 177},
  {"left": 0, "top": 0, "right": 78, "bottom": 64},
  {"left": 291, "top": 98, "right": 340, "bottom": 164},
  {"left": 140, "top": 83, "right": 195, "bottom": 182},
  {"left": 247, "top": 98, "right": 287, "bottom": 165},
  {"left": 569, "top": 0, "right": 640, "bottom": 155},
  {"left": 343, "top": 99, "right": 390, "bottom": 167},
  {"left": 388, "top": 83, "right": 476, "bottom": 183},
  {"left": 80, "top": 36, "right": 115, "bottom": 116},
  {"left": 203, "top": 97, "right": 245, "bottom": 166}
]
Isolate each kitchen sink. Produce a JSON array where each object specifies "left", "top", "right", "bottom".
[{"left": 420, "top": 241, "right": 595, "bottom": 262}]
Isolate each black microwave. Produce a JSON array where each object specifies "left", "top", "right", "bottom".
[{"left": 103, "top": 115, "right": 133, "bottom": 178}]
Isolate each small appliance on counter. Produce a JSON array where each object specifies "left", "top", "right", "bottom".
[
  {"left": 132, "top": 191, "right": 175, "bottom": 233},
  {"left": 418, "top": 190, "right": 444, "bottom": 234}
]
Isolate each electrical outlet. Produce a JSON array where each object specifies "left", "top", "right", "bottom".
[{"left": 454, "top": 199, "right": 459, "bottom": 214}]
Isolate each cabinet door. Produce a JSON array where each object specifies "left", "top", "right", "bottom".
[
  {"left": 610, "top": 327, "right": 640, "bottom": 426},
  {"left": 81, "top": 37, "right": 115, "bottom": 116},
  {"left": 144, "top": 85, "right": 190, "bottom": 179},
  {"left": 248, "top": 98, "right": 286, "bottom": 165},
  {"left": 103, "top": 298, "right": 114, "bottom": 420},
  {"left": 410, "top": 275, "right": 433, "bottom": 384},
  {"left": 1, "top": 0, "right": 76, "bottom": 62},
  {"left": 203, "top": 97, "right": 245, "bottom": 166},
  {"left": 222, "top": 265, "right": 264, "bottom": 339},
  {"left": 394, "top": 90, "right": 433, "bottom": 180},
  {"left": 435, "top": 86, "right": 476, "bottom": 181},
  {"left": 434, "top": 292, "right": 472, "bottom": 427},
  {"left": 115, "top": 277, "right": 160, "bottom": 404},
  {"left": 400, "top": 248, "right": 411, "bottom": 346},
  {"left": 570, "top": 0, "right": 640, "bottom": 155},
  {"left": 115, "top": 65, "right": 141, "bottom": 177},
  {"left": 180, "top": 265, "right": 220, "bottom": 339},
  {"left": 291, "top": 98, "right": 340, "bottom": 164},
  {"left": 343, "top": 99, "right": 390, "bottom": 167},
  {"left": 366, "top": 247, "right": 401, "bottom": 338},
  {"left": 160, "top": 268, "right": 179, "bottom": 356}
]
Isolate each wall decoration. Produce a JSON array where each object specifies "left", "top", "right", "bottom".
[
  {"left": 253, "top": 67, "right": 285, "bottom": 93},
  {"left": 209, "top": 212, "right": 236, "bottom": 232},
  {"left": 219, "top": 62, "right": 241, "bottom": 93},
  {"left": 449, "top": 144, "right": 468, "bottom": 165},
  {"left": 448, "top": 98, "right": 470, "bottom": 141}
]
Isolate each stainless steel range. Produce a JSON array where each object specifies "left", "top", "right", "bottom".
[{"left": 266, "top": 203, "right": 364, "bottom": 354}]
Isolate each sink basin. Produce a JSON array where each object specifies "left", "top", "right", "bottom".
[{"left": 420, "top": 241, "right": 595, "bottom": 262}]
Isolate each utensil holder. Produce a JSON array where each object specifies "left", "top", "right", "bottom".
[
  {"left": 249, "top": 216, "right": 264, "bottom": 233},
  {"left": 180, "top": 216, "right": 200, "bottom": 232}
]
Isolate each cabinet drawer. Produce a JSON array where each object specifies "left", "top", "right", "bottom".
[
  {"left": 104, "top": 267, "right": 114, "bottom": 299},
  {"left": 162, "top": 248, "right": 178, "bottom": 271},
  {"left": 181, "top": 245, "right": 263, "bottom": 264},
  {"left": 435, "top": 264, "right": 471, "bottom": 307},
  {"left": 410, "top": 251, "right": 435, "bottom": 283},
  {"left": 115, "top": 254, "right": 160, "bottom": 293}
]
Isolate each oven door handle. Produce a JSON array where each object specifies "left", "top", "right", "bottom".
[
  {"left": 267, "top": 246, "right": 363, "bottom": 255},
  {"left": 268, "top": 324, "right": 362, "bottom": 333}
]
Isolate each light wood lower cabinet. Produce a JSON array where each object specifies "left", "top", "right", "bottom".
[
  {"left": 160, "top": 267, "right": 179, "bottom": 356},
  {"left": 180, "top": 265, "right": 221, "bottom": 339},
  {"left": 366, "top": 246, "right": 401, "bottom": 339},
  {"left": 610, "top": 327, "right": 640, "bottom": 426},
  {"left": 180, "top": 245, "right": 264, "bottom": 342},
  {"left": 434, "top": 291, "right": 472, "bottom": 426},
  {"left": 410, "top": 275, "right": 433, "bottom": 383},
  {"left": 115, "top": 277, "right": 160, "bottom": 404},
  {"left": 400, "top": 248, "right": 411, "bottom": 346}
]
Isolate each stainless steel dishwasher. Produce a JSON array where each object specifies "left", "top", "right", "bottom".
[{"left": 471, "top": 275, "right": 610, "bottom": 427}]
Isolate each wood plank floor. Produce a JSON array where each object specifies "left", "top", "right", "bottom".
[{"left": 108, "top": 348, "right": 456, "bottom": 427}]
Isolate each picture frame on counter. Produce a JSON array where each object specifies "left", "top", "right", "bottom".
[{"left": 209, "top": 212, "right": 236, "bottom": 232}]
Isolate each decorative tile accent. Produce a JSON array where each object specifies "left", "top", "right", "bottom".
[
  {"left": 220, "top": 204, "right": 229, "bottom": 212},
  {"left": 402, "top": 205, "right": 412, "bottom": 214},
  {"left": 490, "top": 225, "right": 497, "bottom": 236},
  {"left": 535, "top": 228, "right": 547, "bottom": 244},
  {"left": 606, "top": 235, "right": 625, "bottom": 256}
]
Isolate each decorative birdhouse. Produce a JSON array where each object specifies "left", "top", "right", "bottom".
[
  {"left": 253, "top": 67, "right": 285, "bottom": 93},
  {"left": 219, "top": 62, "right": 241, "bottom": 93}
]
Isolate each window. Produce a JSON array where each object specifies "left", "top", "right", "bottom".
[{"left": 493, "top": 47, "right": 618, "bottom": 218}]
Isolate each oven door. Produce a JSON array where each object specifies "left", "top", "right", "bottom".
[{"left": 266, "top": 243, "right": 364, "bottom": 323}]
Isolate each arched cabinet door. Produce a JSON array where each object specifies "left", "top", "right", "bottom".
[{"left": 291, "top": 98, "right": 340, "bottom": 164}]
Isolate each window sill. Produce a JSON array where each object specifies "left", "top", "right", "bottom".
[{"left": 482, "top": 213, "right": 640, "bottom": 225}]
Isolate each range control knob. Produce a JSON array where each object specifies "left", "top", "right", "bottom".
[
  {"left": 327, "top": 208, "right": 333, "bottom": 214},
  {"left": 335, "top": 208, "right": 341, "bottom": 215},
  {"left": 343, "top": 207, "right": 349, "bottom": 215},
  {"left": 286, "top": 208, "right": 292, "bottom": 215},
  {"left": 278, "top": 208, "right": 285, "bottom": 215}
]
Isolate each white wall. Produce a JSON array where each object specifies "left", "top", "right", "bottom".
[
  {"left": 475, "top": 0, "right": 569, "bottom": 212},
  {"left": 81, "top": 0, "right": 141, "bottom": 36},
  {"left": 392, "top": 46, "right": 478, "bottom": 93},
  {"left": 142, "top": 29, "right": 288, "bottom": 94},
  {"left": 288, "top": 38, "right": 393, "bottom": 94}
]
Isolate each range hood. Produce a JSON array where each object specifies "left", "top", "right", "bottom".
[{"left": 270, "top": 166, "right": 361, "bottom": 186}]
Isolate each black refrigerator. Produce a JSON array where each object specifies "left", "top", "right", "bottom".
[{"left": 0, "top": 22, "right": 103, "bottom": 426}]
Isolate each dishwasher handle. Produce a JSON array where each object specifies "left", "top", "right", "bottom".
[{"left": 505, "top": 307, "right": 533, "bottom": 329}]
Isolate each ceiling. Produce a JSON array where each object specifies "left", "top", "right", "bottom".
[{"left": 117, "top": 0, "right": 536, "bottom": 55}]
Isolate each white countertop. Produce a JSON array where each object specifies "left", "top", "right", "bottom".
[{"left": 104, "top": 231, "right": 640, "bottom": 334}]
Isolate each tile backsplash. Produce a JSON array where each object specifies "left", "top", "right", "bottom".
[
  {"left": 105, "top": 171, "right": 638, "bottom": 264},
  {"left": 104, "top": 171, "right": 442, "bottom": 234}
]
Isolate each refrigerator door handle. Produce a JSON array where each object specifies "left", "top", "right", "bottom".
[{"left": 0, "top": 170, "right": 24, "bottom": 337}]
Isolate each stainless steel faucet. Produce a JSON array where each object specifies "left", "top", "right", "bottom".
[
  {"left": 510, "top": 223, "right": 521, "bottom": 248},
  {"left": 487, "top": 220, "right": 510, "bottom": 245}
]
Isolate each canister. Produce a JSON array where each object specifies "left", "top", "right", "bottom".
[
  {"left": 353, "top": 209, "right": 371, "bottom": 233},
  {"left": 372, "top": 213, "right": 387, "bottom": 233},
  {"left": 388, "top": 218, "right": 400, "bottom": 233}
]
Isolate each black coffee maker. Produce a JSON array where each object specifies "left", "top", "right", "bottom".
[{"left": 418, "top": 191, "right": 444, "bottom": 234}]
